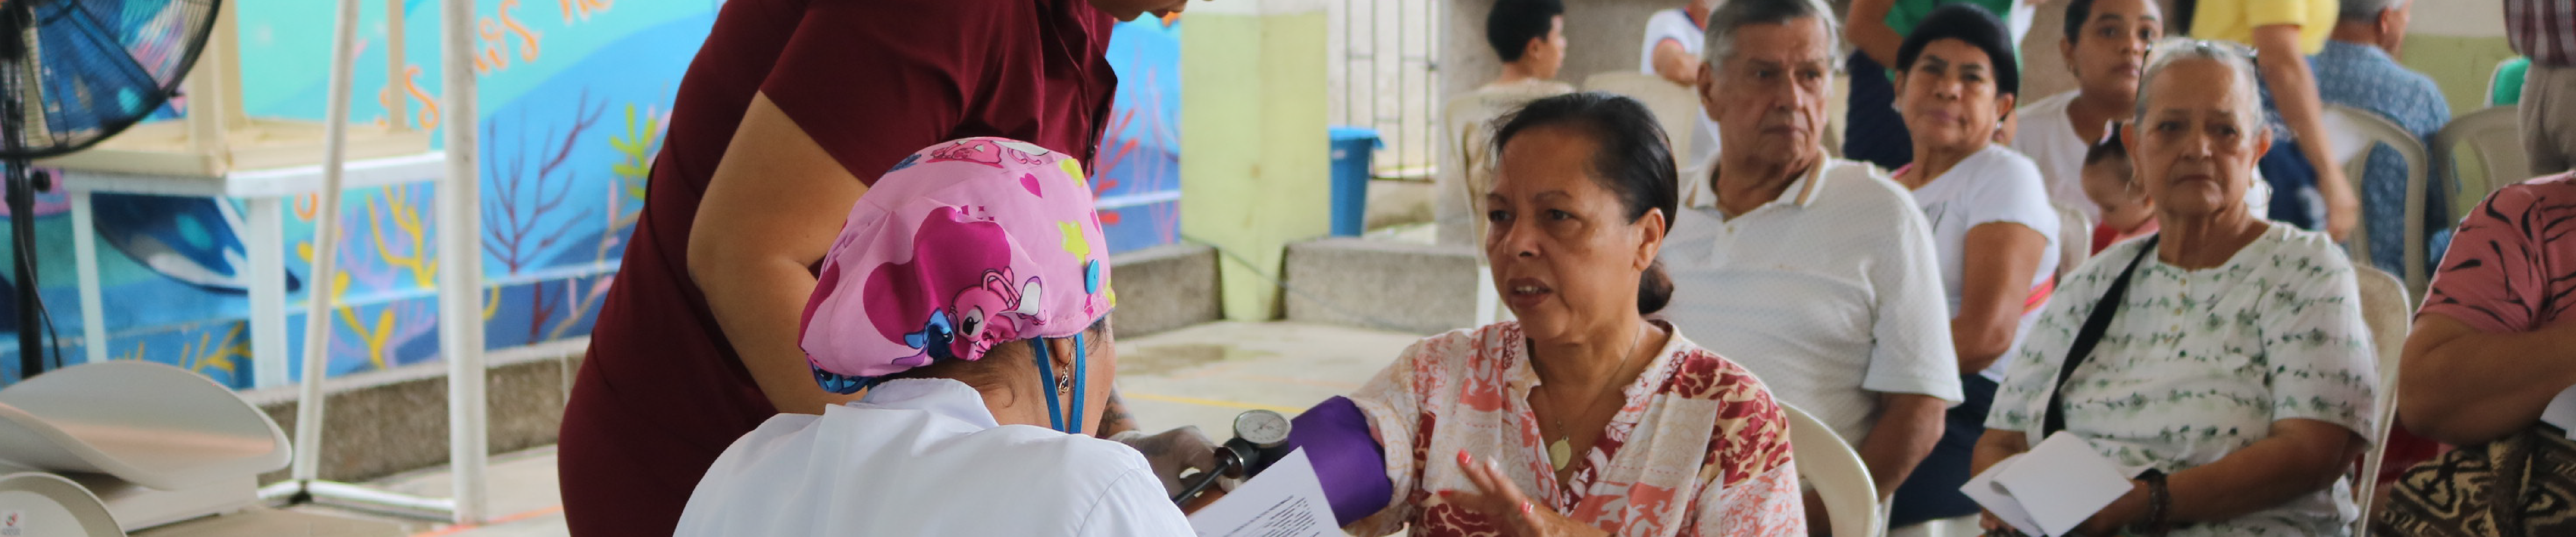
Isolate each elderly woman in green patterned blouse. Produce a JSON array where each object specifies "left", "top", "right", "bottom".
[{"left": 1968, "top": 39, "right": 2378, "bottom": 537}]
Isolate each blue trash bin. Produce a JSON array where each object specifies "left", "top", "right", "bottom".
[{"left": 1328, "top": 127, "right": 1383, "bottom": 236}]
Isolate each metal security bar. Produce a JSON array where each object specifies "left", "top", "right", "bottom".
[{"left": 1329, "top": 0, "right": 1444, "bottom": 178}]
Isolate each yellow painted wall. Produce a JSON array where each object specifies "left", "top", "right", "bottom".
[
  {"left": 1182, "top": 4, "right": 1332, "bottom": 321},
  {"left": 2401, "top": 35, "right": 2519, "bottom": 114}
]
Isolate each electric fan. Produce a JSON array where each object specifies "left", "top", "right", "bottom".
[{"left": 0, "top": 0, "right": 224, "bottom": 381}]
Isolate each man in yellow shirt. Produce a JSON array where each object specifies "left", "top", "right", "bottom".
[{"left": 2180, "top": 0, "right": 2355, "bottom": 240}]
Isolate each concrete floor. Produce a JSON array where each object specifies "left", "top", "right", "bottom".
[{"left": 142, "top": 321, "right": 1422, "bottom": 537}]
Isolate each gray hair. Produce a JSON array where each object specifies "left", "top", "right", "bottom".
[
  {"left": 1701, "top": 0, "right": 1842, "bottom": 66},
  {"left": 2134, "top": 39, "right": 2265, "bottom": 129},
  {"left": 2338, "top": 0, "right": 2401, "bottom": 22}
]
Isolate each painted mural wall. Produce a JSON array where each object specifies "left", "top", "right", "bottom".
[{"left": 0, "top": 1, "right": 1181, "bottom": 388}]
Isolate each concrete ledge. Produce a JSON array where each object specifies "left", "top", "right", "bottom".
[
  {"left": 1109, "top": 244, "right": 1223, "bottom": 338},
  {"left": 1366, "top": 178, "right": 1433, "bottom": 230},
  {"left": 227, "top": 245, "right": 1219, "bottom": 485},
  {"left": 1283, "top": 238, "right": 1481, "bottom": 334},
  {"left": 241, "top": 340, "right": 584, "bottom": 485}
]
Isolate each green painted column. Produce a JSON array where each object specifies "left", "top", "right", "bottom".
[{"left": 1181, "top": 0, "right": 1331, "bottom": 321}]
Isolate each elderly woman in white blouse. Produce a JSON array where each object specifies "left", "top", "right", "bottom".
[{"left": 1970, "top": 39, "right": 2377, "bottom": 536}]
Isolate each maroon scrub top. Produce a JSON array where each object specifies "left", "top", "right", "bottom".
[{"left": 556, "top": 0, "right": 1115, "bottom": 533}]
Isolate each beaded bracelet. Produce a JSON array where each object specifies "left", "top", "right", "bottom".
[{"left": 2142, "top": 469, "right": 2172, "bottom": 535}]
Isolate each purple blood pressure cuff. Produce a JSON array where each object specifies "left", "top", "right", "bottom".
[{"left": 1288, "top": 396, "right": 1393, "bottom": 526}]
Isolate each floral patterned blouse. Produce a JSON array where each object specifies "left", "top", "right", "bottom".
[
  {"left": 1345, "top": 321, "right": 1805, "bottom": 537},
  {"left": 1986, "top": 224, "right": 2379, "bottom": 536}
]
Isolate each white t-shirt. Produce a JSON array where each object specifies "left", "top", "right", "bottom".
[
  {"left": 2011, "top": 91, "right": 2274, "bottom": 222},
  {"left": 1988, "top": 224, "right": 2376, "bottom": 536},
  {"left": 675, "top": 379, "right": 1195, "bottom": 536},
  {"left": 1639, "top": 8, "right": 1723, "bottom": 168},
  {"left": 1661, "top": 156, "right": 1965, "bottom": 442},
  {"left": 1906, "top": 145, "right": 2061, "bottom": 380}
]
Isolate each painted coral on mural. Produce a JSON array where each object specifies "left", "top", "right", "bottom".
[{"left": 1094, "top": 18, "right": 1185, "bottom": 254}]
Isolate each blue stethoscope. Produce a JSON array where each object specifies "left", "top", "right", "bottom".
[{"left": 1027, "top": 334, "right": 1088, "bottom": 434}]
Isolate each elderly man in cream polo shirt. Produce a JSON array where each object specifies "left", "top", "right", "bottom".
[{"left": 1659, "top": 0, "right": 1961, "bottom": 514}]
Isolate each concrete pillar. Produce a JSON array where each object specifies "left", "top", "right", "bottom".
[{"left": 1182, "top": 0, "right": 1332, "bottom": 321}]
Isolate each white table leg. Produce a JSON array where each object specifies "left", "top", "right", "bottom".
[
  {"left": 244, "top": 197, "right": 289, "bottom": 388},
  {"left": 68, "top": 190, "right": 106, "bottom": 365}
]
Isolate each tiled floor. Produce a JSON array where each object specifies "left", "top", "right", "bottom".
[{"left": 143, "top": 321, "right": 1422, "bottom": 537}]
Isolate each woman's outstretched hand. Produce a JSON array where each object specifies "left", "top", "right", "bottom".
[{"left": 1442, "top": 450, "right": 1608, "bottom": 537}]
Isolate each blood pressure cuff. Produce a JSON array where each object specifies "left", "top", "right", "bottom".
[{"left": 1287, "top": 396, "right": 1392, "bottom": 526}]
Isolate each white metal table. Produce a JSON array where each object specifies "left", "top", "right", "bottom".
[{"left": 58, "top": 152, "right": 449, "bottom": 388}]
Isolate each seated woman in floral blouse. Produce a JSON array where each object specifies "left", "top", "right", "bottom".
[
  {"left": 1971, "top": 40, "right": 2378, "bottom": 536},
  {"left": 1325, "top": 92, "right": 1803, "bottom": 537}
]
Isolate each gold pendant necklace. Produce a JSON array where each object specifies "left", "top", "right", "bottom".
[
  {"left": 1548, "top": 437, "right": 1574, "bottom": 470},
  {"left": 1534, "top": 324, "right": 1653, "bottom": 473},
  {"left": 1540, "top": 386, "right": 1577, "bottom": 471}
]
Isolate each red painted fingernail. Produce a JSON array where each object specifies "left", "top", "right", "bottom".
[
  {"left": 1520, "top": 501, "right": 1534, "bottom": 515},
  {"left": 1457, "top": 450, "right": 1473, "bottom": 466}
]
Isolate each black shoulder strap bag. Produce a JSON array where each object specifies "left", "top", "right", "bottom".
[
  {"left": 1986, "top": 237, "right": 2162, "bottom": 537},
  {"left": 2042, "top": 236, "right": 2158, "bottom": 439}
]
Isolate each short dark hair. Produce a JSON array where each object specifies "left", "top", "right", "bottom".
[
  {"left": 1490, "top": 92, "right": 1680, "bottom": 315},
  {"left": 2062, "top": 0, "right": 2100, "bottom": 44},
  {"left": 1485, "top": 0, "right": 1564, "bottom": 62},
  {"left": 2063, "top": 0, "right": 2164, "bottom": 44},
  {"left": 2083, "top": 126, "right": 2129, "bottom": 167},
  {"left": 1898, "top": 3, "right": 2021, "bottom": 96}
]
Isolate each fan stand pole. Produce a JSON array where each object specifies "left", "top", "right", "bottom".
[{"left": 5, "top": 154, "right": 34, "bottom": 381}]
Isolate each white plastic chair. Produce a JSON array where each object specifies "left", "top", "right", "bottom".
[
  {"left": 0, "top": 361, "right": 290, "bottom": 531},
  {"left": 1438, "top": 86, "right": 1567, "bottom": 326},
  {"left": 2324, "top": 105, "right": 2434, "bottom": 296},
  {"left": 1436, "top": 86, "right": 1569, "bottom": 249},
  {"left": 2054, "top": 202, "right": 2094, "bottom": 283},
  {"left": 2433, "top": 107, "right": 2527, "bottom": 223},
  {"left": 1783, "top": 403, "right": 1883, "bottom": 537},
  {"left": 2350, "top": 265, "right": 2411, "bottom": 536},
  {"left": 0, "top": 471, "right": 127, "bottom": 537},
  {"left": 0, "top": 361, "right": 289, "bottom": 489},
  {"left": 1582, "top": 72, "right": 1703, "bottom": 171}
]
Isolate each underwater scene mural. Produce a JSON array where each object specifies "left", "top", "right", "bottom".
[{"left": 0, "top": 1, "right": 1181, "bottom": 388}]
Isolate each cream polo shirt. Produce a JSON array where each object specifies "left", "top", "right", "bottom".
[{"left": 1659, "top": 155, "right": 1964, "bottom": 442}]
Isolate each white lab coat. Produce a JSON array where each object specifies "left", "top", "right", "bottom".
[{"left": 674, "top": 378, "right": 1195, "bottom": 536}]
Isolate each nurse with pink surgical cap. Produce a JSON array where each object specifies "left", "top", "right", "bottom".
[{"left": 673, "top": 138, "right": 1192, "bottom": 536}]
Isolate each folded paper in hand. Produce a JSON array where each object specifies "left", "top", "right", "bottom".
[{"left": 1962, "top": 432, "right": 2137, "bottom": 536}]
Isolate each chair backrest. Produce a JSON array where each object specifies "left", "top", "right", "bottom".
[
  {"left": 1582, "top": 72, "right": 1702, "bottom": 171},
  {"left": 0, "top": 361, "right": 289, "bottom": 490},
  {"left": 2433, "top": 106, "right": 2527, "bottom": 222},
  {"left": 0, "top": 472, "right": 127, "bottom": 537},
  {"left": 2324, "top": 105, "right": 2434, "bottom": 295},
  {"left": 2054, "top": 202, "right": 2094, "bottom": 282},
  {"left": 1781, "top": 403, "right": 1883, "bottom": 537},
  {"left": 2350, "top": 265, "right": 2411, "bottom": 535},
  {"left": 1438, "top": 87, "right": 1568, "bottom": 247},
  {"left": 2490, "top": 58, "right": 2529, "bottom": 107}
]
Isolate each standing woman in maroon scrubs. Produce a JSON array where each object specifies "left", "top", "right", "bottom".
[{"left": 557, "top": 0, "right": 1191, "bottom": 533}]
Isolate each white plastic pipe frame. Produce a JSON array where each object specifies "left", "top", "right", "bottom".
[{"left": 272, "top": 0, "right": 489, "bottom": 526}]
